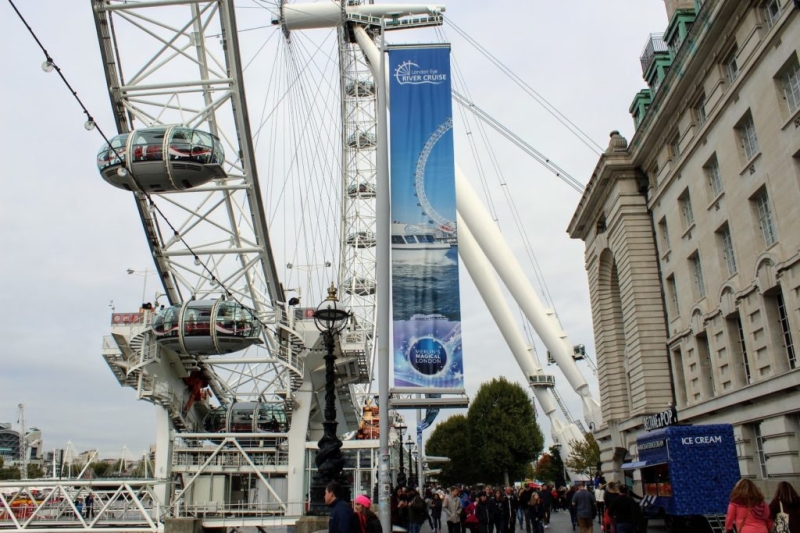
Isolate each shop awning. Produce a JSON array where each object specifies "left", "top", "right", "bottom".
[{"left": 621, "top": 460, "right": 666, "bottom": 470}]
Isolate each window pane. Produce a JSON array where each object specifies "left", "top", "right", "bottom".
[
  {"left": 764, "top": 0, "right": 781, "bottom": 28},
  {"left": 756, "top": 191, "right": 777, "bottom": 246},
  {"left": 720, "top": 226, "right": 737, "bottom": 275},
  {"left": 692, "top": 254, "right": 706, "bottom": 298},
  {"left": 740, "top": 116, "right": 759, "bottom": 160},
  {"left": 706, "top": 157, "right": 722, "bottom": 197},
  {"left": 782, "top": 58, "right": 800, "bottom": 113}
]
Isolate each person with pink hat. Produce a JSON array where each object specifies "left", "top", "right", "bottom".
[{"left": 354, "top": 494, "right": 383, "bottom": 533}]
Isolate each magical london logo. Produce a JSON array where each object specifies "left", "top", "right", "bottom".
[
  {"left": 408, "top": 337, "right": 448, "bottom": 375},
  {"left": 394, "top": 60, "right": 448, "bottom": 85}
]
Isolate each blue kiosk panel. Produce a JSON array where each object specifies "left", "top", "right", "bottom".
[{"left": 635, "top": 424, "right": 739, "bottom": 516}]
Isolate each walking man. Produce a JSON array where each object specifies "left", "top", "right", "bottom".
[
  {"left": 571, "top": 483, "right": 596, "bottom": 533},
  {"left": 325, "top": 481, "right": 352, "bottom": 533}
]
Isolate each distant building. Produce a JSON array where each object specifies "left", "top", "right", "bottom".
[
  {"left": 569, "top": 0, "right": 800, "bottom": 494},
  {"left": 0, "top": 423, "right": 44, "bottom": 474}
]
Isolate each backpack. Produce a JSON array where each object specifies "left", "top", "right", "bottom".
[{"left": 774, "top": 501, "right": 789, "bottom": 533}]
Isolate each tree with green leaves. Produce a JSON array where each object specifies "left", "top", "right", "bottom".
[
  {"left": 426, "top": 379, "right": 544, "bottom": 486},
  {"left": 466, "top": 378, "right": 544, "bottom": 486},
  {"left": 89, "top": 461, "right": 112, "bottom": 478},
  {"left": 26, "top": 463, "right": 45, "bottom": 479},
  {"left": 425, "top": 414, "right": 476, "bottom": 486},
  {"left": 564, "top": 433, "right": 601, "bottom": 481}
]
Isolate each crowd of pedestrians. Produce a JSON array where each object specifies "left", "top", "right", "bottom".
[
  {"left": 389, "top": 483, "right": 581, "bottom": 533},
  {"left": 330, "top": 477, "right": 800, "bottom": 533}
]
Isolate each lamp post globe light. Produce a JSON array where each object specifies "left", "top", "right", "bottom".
[{"left": 308, "top": 283, "right": 351, "bottom": 515}]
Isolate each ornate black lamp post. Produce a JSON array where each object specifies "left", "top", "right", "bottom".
[
  {"left": 308, "top": 284, "right": 351, "bottom": 515},
  {"left": 395, "top": 424, "right": 407, "bottom": 487},
  {"left": 405, "top": 436, "right": 415, "bottom": 488}
]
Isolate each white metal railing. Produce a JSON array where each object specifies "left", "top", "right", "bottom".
[{"left": 0, "top": 479, "right": 162, "bottom": 532}]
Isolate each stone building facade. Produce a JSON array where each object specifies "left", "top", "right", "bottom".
[{"left": 568, "top": 0, "right": 800, "bottom": 494}]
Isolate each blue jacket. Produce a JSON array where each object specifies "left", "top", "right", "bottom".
[{"left": 329, "top": 498, "right": 353, "bottom": 533}]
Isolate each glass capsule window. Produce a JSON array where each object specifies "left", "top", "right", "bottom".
[
  {"left": 152, "top": 306, "right": 181, "bottom": 338},
  {"left": 97, "top": 133, "right": 129, "bottom": 170}
]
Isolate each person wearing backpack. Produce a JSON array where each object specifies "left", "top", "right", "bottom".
[{"left": 769, "top": 481, "right": 800, "bottom": 533}]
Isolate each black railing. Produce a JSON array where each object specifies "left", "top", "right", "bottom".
[{"left": 640, "top": 33, "right": 669, "bottom": 75}]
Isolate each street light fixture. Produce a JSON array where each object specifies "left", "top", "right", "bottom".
[
  {"left": 308, "top": 284, "right": 351, "bottom": 516},
  {"left": 127, "top": 268, "right": 156, "bottom": 306},
  {"left": 395, "top": 423, "right": 407, "bottom": 487},
  {"left": 405, "top": 435, "right": 415, "bottom": 488}
]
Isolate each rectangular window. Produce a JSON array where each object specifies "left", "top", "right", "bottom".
[
  {"left": 679, "top": 189, "right": 694, "bottom": 228},
  {"left": 737, "top": 113, "right": 760, "bottom": 161},
  {"left": 725, "top": 46, "right": 740, "bottom": 83},
  {"left": 737, "top": 315, "right": 752, "bottom": 384},
  {"left": 764, "top": 0, "right": 782, "bottom": 28},
  {"left": 694, "top": 94, "right": 707, "bottom": 126},
  {"left": 705, "top": 155, "right": 723, "bottom": 198},
  {"left": 670, "top": 130, "right": 681, "bottom": 158},
  {"left": 754, "top": 423, "right": 768, "bottom": 478},
  {"left": 753, "top": 188, "right": 777, "bottom": 246},
  {"left": 780, "top": 55, "right": 800, "bottom": 114},
  {"left": 659, "top": 217, "right": 670, "bottom": 250},
  {"left": 718, "top": 224, "right": 737, "bottom": 275},
  {"left": 690, "top": 252, "right": 707, "bottom": 298},
  {"left": 667, "top": 275, "right": 680, "bottom": 319},
  {"left": 697, "top": 332, "right": 716, "bottom": 397},
  {"left": 776, "top": 291, "right": 796, "bottom": 369}
]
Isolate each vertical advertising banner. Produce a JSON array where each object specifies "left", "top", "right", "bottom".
[{"left": 389, "top": 45, "right": 463, "bottom": 390}]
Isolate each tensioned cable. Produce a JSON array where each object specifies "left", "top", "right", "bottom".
[
  {"left": 438, "top": 25, "right": 558, "bottom": 310},
  {"left": 452, "top": 91, "right": 585, "bottom": 194},
  {"left": 445, "top": 17, "right": 605, "bottom": 156}
]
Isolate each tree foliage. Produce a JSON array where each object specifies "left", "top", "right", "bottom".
[
  {"left": 564, "top": 433, "right": 601, "bottom": 480},
  {"left": 27, "top": 463, "right": 45, "bottom": 479},
  {"left": 427, "top": 378, "right": 544, "bottom": 486},
  {"left": 533, "top": 453, "right": 553, "bottom": 483},
  {"left": 425, "top": 414, "right": 476, "bottom": 486},
  {"left": 0, "top": 466, "right": 20, "bottom": 480},
  {"left": 90, "top": 461, "right": 112, "bottom": 478}
]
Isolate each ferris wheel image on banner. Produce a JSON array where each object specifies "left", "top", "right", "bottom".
[{"left": 415, "top": 117, "right": 456, "bottom": 235}]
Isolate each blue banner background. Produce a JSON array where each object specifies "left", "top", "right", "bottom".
[{"left": 389, "top": 45, "right": 463, "bottom": 389}]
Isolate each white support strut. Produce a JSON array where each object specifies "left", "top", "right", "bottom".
[
  {"left": 455, "top": 168, "right": 602, "bottom": 430},
  {"left": 354, "top": 25, "right": 602, "bottom": 432},
  {"left": 457, "top": 217, "right": 585, "bottom": 461}
]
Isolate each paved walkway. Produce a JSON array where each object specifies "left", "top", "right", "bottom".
[{"left": 418, "top": 510, "right": 669, "bottom": 533}]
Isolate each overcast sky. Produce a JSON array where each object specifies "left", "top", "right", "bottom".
[{"left": 0, "top": 1, "right": 667, "bottom": 460}]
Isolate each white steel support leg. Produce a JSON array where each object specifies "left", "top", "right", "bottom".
[
  {"left": 458, "top": 217, "right": 583, "bottom": 454},
  {"left": 287, "top": 367, "right": 314, "bottom": 516},
  {"left": 355, "top": 21, "right": 601, "bottom": 435},
  {"left": 455, "top": 169, "right": 602, "bottom": 429}
]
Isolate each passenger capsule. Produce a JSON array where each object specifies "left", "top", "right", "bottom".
[
  {"left": 203, "top": 402, "right": 287, "bottom": 445},
  {"left": 151, "top": 300, "right": 262, "bottom": 356},
  {"left": 97, "top": 126, "right": 226, "bottom": 192}
]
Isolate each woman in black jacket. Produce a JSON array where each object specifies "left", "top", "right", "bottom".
[{"left": 769, "top": 481, "right": 800, "bottom": 533}]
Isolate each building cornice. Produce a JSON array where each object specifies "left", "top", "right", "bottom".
[{"left": 567, "top": 136, "right": 638, "bottom": 240}]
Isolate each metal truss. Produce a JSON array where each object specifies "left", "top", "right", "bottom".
[
  {"left": 91, "top": 0, "right": 300, "bottom": 409},
  {"left": 336, "top": 9, "right": 380, "bottom": 410},
  {"left": 0, "top": 479, "right": 162, "bottom": 533}
]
